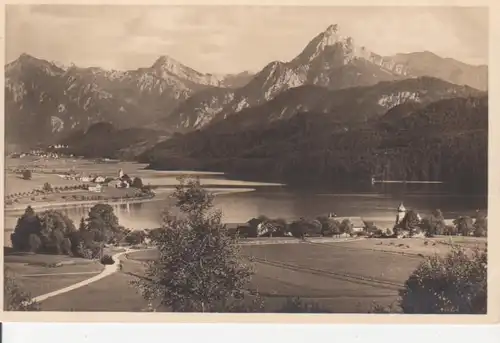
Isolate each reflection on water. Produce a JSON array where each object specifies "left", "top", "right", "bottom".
[{"left": 3, "top": 172, "right": 487, "bottom": 246}]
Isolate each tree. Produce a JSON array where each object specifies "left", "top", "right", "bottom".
[
  {"left": 37, "top": 210, "right": 76, "bottom": 254},
  {"left": 85, "top": 203, "right": 120, "bottom": 243},
  {"left": 421, "top": 209, "right": 446, "bottom": 237},
  {"left": 290, "top": 218, "right": 322, "bottom": 239},
  {"left": 473, "top": 211, "right": 487, "bottom": 237},
  {"left": 131, "top": 177, "right": 254, "bottom": 312},
  {"left": 398, "top": 210, "right": 421, "bottom": 236},
  {"left": 131, "top": 177, "right": 144, "bottom": 189},
  {"left": 22, "top": 169, "right": 32, "bottom": 180},
  {"left": 11, "top": 206, "right": 42, "bottom": 251},
  {"left": 317, "top": 216, "right": 340, "bottom": 237},
  {"left": 339, "top": 219, "right": 354, "bottom": 237},
  {"left": 42, "top": 182, "right": 53, "bottom": 192},
  {"left": 4, "top": 267, "right": 40, "bottom": 311},
  {"left": 400, "top": 247, "right": 486, "bottom": 313},
  {"left": 453, "top": 216, "right": 474, "bottom": 236}
]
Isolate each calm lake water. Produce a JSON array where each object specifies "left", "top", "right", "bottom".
[{"left": 3, "top": 170, "right": 487, "bottom": 245}]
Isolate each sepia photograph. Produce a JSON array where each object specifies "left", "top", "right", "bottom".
[{"left": 3, "top": 4, "right": 489, "bottom": 315}]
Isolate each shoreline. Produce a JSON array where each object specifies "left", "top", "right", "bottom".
[
  {"left": 3, "top": 187, "right": 259, "bottom": 216},
  {"left": 4, "top": 194, "right": 157, "bottom": 213}
]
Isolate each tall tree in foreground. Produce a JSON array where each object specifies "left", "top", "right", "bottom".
[{"left": 132, "top": 177, "right": 254, "bottom": 312}]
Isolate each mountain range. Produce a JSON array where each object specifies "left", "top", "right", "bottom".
[
  {"left": 4, "top": 53, "right": 253, "bottom": 147},
  {"left": 5, "top": 24, "right": 489, "bottom": 192},
  {"left": 5, "top": 24, "right": 487, "bottom": 148}
]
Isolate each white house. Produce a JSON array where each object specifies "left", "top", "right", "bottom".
[
  {"left": 89, "top": 184, "right": 102, "bottom": 193},
  {"left": 80, "top": 176, "right": 92, "bottom": 182},
  {"left": 94, "top": 176, "right": 106, "bottom": 183}
]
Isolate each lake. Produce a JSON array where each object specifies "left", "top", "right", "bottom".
[{"left": 3, "top": 167, "right": 487, "bottom": 246}]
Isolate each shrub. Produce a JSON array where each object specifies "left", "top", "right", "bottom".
[
  {"left": 4, "top": 267, "right": 40, "bottom": 311},
  {"left": 400, "top": 247, "right": 486, "bottom": 314},
  {"left": 22, "top": 170, "right": 32, "bottom": 180},
  {"left": 100, "top": 254, "right": 115, "bottom": 265}
]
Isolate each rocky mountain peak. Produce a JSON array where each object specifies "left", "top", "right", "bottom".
[
  {"left": 152, "top": 55, "right": 182, "bottom": 71},
  {"left": 292, "top": 24, "right": 361, "bottom": 66}
]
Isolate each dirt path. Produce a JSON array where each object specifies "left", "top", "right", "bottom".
[{"left": 30, "top": 248, "right": 150, "bottom": 303}]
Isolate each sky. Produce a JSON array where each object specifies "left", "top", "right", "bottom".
[{"left": 5, "top": 5, "right": 488, "bottom": 74}]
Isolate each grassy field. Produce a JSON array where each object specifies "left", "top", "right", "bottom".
[
  {"left": 4, "top": 251, "right": 105, "bottom": 298},
  {"left": 5, "top": 185, "right": 147, "bottom": 208},
  {"left": 31, "top": 236, "right": 486, "bottom": 312},
  {"left": 5, "top": 172, "right": 82, "bottom": 195}
]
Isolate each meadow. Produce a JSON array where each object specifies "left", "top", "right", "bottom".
[{"left": 17, "top": 236, "right": 485, "bottom": 312}]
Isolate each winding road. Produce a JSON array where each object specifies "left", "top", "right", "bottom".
[{"left": 31, "top": 248, "right": 150, "bottom": 303}]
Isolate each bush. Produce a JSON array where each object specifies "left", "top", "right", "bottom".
[
  {"left": 22, "top": 170, "right": 32, "bottom": 180},
  {"left": 4, "top": 267, "right": 40, "bottom": 311},
  {"left": 400, "top": 247, "right": 486, "bottom": 314},
  {"left": 100, "top": 254, "right": 115, "bottom": 265}
]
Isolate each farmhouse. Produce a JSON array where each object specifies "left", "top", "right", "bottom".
[
  {"left": 335, "top": 217, "right": 365, "bottom": 232},
  {"left": 93, "top": 176, "right": 106, "bottom": 183},
  {"left": 88, "top": 184, "right": 102, "bottom": 193}
]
